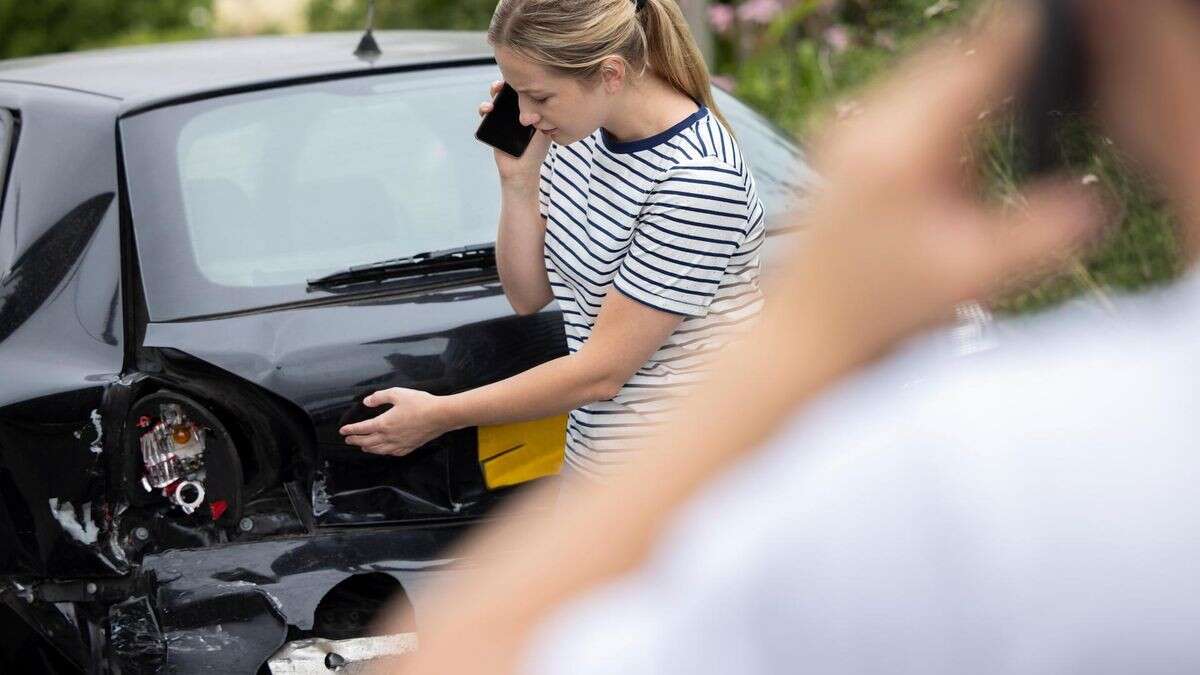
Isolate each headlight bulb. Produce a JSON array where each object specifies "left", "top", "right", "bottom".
[
  {"left": 128, "top": 392, "right": 242, "bottom": 526},
  {"left": 139, "top": 403, "right": 209, "bottom": 514}
]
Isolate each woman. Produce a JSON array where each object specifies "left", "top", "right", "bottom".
[{"left": 340, "top": 0, "right": 765, "bottom": 483}]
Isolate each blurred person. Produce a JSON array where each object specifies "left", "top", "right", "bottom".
[
  {"left": 341, "top": 0, "right": 767, "bottom": 484},
  {"left": 373, "top": 0, "right": 1200, "bottom": 673}
]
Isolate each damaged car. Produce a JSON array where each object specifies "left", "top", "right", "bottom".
[{"left": 0, "top": 29, "right": 807, "bottom": 674}]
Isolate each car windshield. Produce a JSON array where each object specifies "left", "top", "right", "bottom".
[{"left": 121, "top": 64, "right": 505, "bottom": 320}]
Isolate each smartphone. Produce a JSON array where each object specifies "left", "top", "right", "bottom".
[
  {"left": 475, "top": 83, "right": 536, "bottom": 158},
  {"left": 1018, "top": 0, "right": 1091, "bottom": 175}
]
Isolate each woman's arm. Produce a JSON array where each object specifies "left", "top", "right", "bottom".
[
  {"left": 480, "top": 79, "right": 557, "bottom": 315},
  {"left": 495, "top": 179, "right": 554, "bottom": 316},
  {"left": 339, "top": 291, "right": 683, "bottom": 455}
]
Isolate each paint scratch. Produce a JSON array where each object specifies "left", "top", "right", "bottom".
[
  {"left": 88, "top": 409, "right": 104, "bottom": 454},
  {"left": 48, "top": 498, "right": 100, "bottom": 544}
]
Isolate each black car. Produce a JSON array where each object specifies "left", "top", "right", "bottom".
[{"left": 0, "top": 30, "right": 808, "bottom": 673}]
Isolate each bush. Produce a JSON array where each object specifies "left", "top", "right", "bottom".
[
  {"left": 307, "top": 0, "right": 497, "bottom": 31},
  {"left": 713, "top": 0, "right": 1183, "bottom": 311},
  {"left": 0, "top": 0, "right": 213, "bottom": 59}
]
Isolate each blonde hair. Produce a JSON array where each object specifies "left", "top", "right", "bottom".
[{"left": 488, "top": 0, "right": 732, "bottom": 132}]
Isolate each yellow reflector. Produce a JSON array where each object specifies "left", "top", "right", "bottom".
[{"left": 477, "top": 415, "right": 567, "bottom": 489}]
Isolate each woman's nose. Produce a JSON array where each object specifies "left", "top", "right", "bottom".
[{"left": 519, "top": 111, "right": 541, "bottom": 127}]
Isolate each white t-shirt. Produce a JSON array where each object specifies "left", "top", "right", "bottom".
[
  {"left": 537, "top": 107, "right": 765, "bottom": 481},
  {"left": 524, "top": 272, "right": 1200, "bottom": 674}
]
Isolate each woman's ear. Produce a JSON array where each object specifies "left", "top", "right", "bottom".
[{"left": 600, "top": 56, "right": 627, "bottom": 94}]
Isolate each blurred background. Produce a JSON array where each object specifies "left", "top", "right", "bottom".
[{"left": 0, "top": 0, "right": 1183, "bottom": 312}]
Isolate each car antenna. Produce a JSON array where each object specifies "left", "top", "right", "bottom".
[{"left": 354, "top": 0, "right": 382, "bottom": 64}]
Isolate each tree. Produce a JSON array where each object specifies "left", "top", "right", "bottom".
[
  {"left": 0, "top": 0, "right": 213, "bottom": 60},
  {"left": 307, "top": 0, "right": 497, "bottom": 32}
]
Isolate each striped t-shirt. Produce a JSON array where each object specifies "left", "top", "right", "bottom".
[{"left": 537, "top": 106, "right": 766, "bottom": 481}]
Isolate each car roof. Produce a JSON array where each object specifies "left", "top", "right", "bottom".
[{"left": 0, "top": 31, "right": 494, "bottom": 112}]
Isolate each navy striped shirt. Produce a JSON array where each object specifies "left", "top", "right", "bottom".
[{"left": 538, "top": 106, "right": 765, "bottom": 480}]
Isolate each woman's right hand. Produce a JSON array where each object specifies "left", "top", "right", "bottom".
[{"left": 479, "top": 80, "right": 552, "bottom": 188}]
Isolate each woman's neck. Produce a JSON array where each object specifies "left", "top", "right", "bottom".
[{"left": 602, "top": 75, "right": 701, "bottom": 144}]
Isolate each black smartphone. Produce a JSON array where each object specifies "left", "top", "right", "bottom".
[
  {"left": 475, "top": 82, "right": 536, "bottom": 158},
  {"left": 1018, "top": 0, "right": 1091, "bottom": 176}
]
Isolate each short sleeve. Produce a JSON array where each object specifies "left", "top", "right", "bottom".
[
  {"left": 537, "top": 143, "right": 558, "bottom": 219},
  {"left": 612, "top": 158, "right": 752, "bottom": 318}
]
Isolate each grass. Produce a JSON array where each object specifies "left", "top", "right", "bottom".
[{"left": 976, "top": 117, "right": 1184, "bottom": 313}]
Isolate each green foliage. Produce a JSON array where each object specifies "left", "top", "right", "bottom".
[
  {"left": 307, "top": 0, "right": 497, "bottom": 32},
  {"left": 979, "top": 117, "right": 1184, "bottom": 312},
  {"left": 720, "top": 0, "right": 1184, "bottom": 312},
  {"left": 718, "top": 0, "right": 969, "bottom": 136},
  {"left": 0, "top": 0, "right": 212, "bottom": 59}
]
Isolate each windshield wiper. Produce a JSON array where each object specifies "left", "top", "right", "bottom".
[{"left": 307, "top": 243, "right": 496, "bottom": 291}]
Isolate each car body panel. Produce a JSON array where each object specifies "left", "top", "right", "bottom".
[
  {"left": 97, "top": 520, "right": 492, "bottom": 672},
  {"left": 142, "top": 287, "right": 569, "bottom": 525},
  {"left": 0, "top": 85, "right": 127, "bottom": 579},
  {"left": 0, "top": 31, "right": 493, "bottom": 113}
]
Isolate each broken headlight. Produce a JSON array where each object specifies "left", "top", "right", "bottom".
[
  {"left": 140, "top": 403, "right": 209, "bottom": 514},
  {"left": 128, "top": 393, "right": 242, "bottom": 524}
]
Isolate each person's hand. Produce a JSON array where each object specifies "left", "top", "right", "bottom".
[
  {"left": 479, "top": 79, "right": 552, "bottom": 187},
  {"left": 785, "top": 4, "right": 1105, "bottom": 365},
  {"left": 339, "top": 388, "right": 448, "bottom": 456},
  {"left": 1080, "top": 0, "right": 1200, "bottom": 254}
]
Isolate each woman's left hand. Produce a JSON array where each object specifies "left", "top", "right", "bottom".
[{"left": 339, "top": 388, "right": 448, "bottom": 456}]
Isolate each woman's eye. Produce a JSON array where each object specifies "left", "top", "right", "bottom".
[{"left": 532, "top": 96, "right": 549, "bottom": 104}]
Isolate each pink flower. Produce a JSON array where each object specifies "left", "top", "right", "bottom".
[
  {"left": 737, "top": 0, "right": 783, "bottom": 25},
  {"left": 823, "top": 25, "right": 851, "bottom": 53},
  {"left": 708, "top": 4, "right": 735, "bottom": 34}
]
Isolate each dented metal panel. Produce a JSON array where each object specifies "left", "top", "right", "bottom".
[
  {"left": 143, "top": 300, "right": 568, "bottom": 525},
  {"left": 107, "top": 597, "right": 166, "bottom": 674},
  {"left": 0, "top": 85, "right": 125, "bottom": 578},
  {"left": 157, "top": 587, "right": 287, "bottom": 673},
  {"left": 140, "top": 525, "right": 468, "bottom": 633}
]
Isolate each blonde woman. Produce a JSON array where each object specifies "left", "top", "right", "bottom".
[{"left": 341, "top": 0, "right": 765, "bottom": 483}]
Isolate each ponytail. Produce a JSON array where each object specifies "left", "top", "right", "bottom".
[
  {"left": 638, "top": 0, "right": 732, "bottom": 132},
  {"left": 489, "top": 0, "right": 732, "bottom": 132}
]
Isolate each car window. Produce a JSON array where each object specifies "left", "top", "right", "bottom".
[
  {"left": 121, "top": 66, "right": 506, "bottom": 319},
  {"left": 176, "top": 72, "right": 499, "bottom": 288}
]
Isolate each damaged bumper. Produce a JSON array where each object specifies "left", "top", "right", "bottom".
[{"left": 9, "top": 524, "right": 470, "bottom": 673}]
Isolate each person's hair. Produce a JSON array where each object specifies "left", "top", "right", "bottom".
[{"left": 488, "top": 0, "right": 732, "bottom": 132}]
